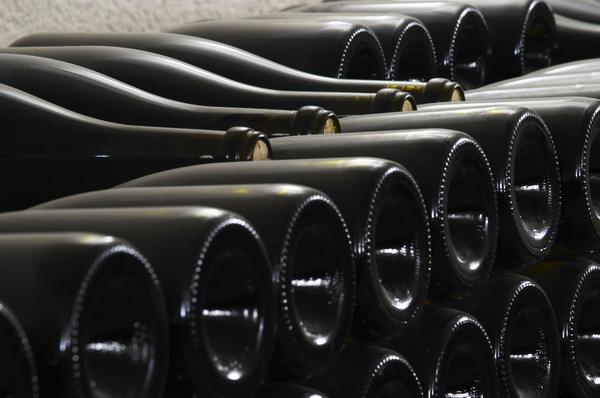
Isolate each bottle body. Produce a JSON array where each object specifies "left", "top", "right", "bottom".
[
  {"left": 167, "top": 19, "right": 388, "bottom": 80},
  {"left": 8, "top": 32, "right": 465, "bottom": 103},
  {"left": 32, "top": 185, "right": 357, "bottom": 380},
  {"left": 0, "top": 208, "right": 277, "bottom": 398},
  {"left": 448, "top": 274, "right": 561, "bottom": 398},
  {"left": 0, "top": 232, "right": 170, "bottom": 398},
  {"left": 340, "top": 106, "right": 562, "bottom": 266},
  {"left": 0, "top": 53, "right": 341, "bottom": 137},
  {"left": 288, "top": 1, "right": 492, "bottom": 89},
  {"left": 263, "top": 131, "right": 499, "bottom": 303},
  {"left": 116, "top": 157, "right": 432, "bottom": 337}
]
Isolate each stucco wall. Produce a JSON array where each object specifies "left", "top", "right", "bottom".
[{"left": 0, "top": 0, "right": 320, "bottom": 47}]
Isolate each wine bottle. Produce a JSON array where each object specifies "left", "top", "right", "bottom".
[
  {"left": 31, "top": 185, "right": 356, "bottom": 380},
  {"left": 526, "top": 57, "right": 600, "bottom": 76},
  {"left": 468, "top": 70, "right": 600, "bottom": 90},
  {"left": 167, "top": 19, "right": 388, "bottom": 80},
  {"left": 257, "top": 383, "right": 329, "bottom": 398},
  {"left": 114, "top": 157, "right": 432, "bottom": 338},
  {"left": 0, "top": 207, "right": 277, "bottom": 398},
  {"left": 465, "top": 81, "right": 600, "bottom": 101},
  {"left": 419, "top": 97, "right": 600, "bottom": 253},
  {"left": 244, "top": 12, "right": 437, "bottom": 82},
  {"left": 0, "top": 299, "right": 39, "bottom": 398},
  {"left": 0, "top": 232, "right": 170, "bottom": 398},
  {"left": 8, "top": 32, "right": 464, "bottom": 103},
  {"left": 0, "top": 45, "right": 412, "bottom": 116},
  {"left": 447, "top": 274, "right": 561, "bottom": 398},
  {"left": 0, "top": 83, "right": 271, "bottom": 212},
  {"left": 344, "top": 0, "right": 557, "bottom": 80},
  {"left": 516, "top": 257, "right": 600, "bottom": 398},
  {"left": 287, "top": 1, "right": 492, "bottom": 89},
  {"left": 298, "top": 344, "right": 424, "bottom": 398},
  {"left": 246, "top": 131, "right": 499, "bottom": 303},
  {"left": 554, "top": 14, "right": 600, "bottom": 63},
  {"left": 545, "top": 0, "right": 600, "bottom": 24},
  {"left": 339, "top": 105, "right": 561, "bottom": 267},
  {"left": 377, "top": 307, "right": 499, "bottom": 398},
  {"left": 0, "top": 53, "right": 341, "bottom": 137}
]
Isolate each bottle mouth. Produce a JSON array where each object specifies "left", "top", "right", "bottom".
[
  {"left": 373, "top": 175, "right": 430, "bottom": 328},
  {"left": 508, "top": 303, "right": 555, "bottom": 397},
  {"left": 252, "top": 139, "right": 271, "bottom": 161},
  {"left": 78, "top": 251, "right": 169, "bottom": 398},
  {"left": 522, "top": 4, "right": 555, "bottom": 74},
  {"left": 190, "top": 222, "right": 273, "bottom": 389},
  {"left": 452, "top": 10, "right": 489, "bottom": 90},
  {"left": 443, "top": 143, "right": 497, "bottom": 295},
  {"left": 576, "top": 287, "right": 600, "bottom": 387},
  {"left": 511, "top": 123, "right": 560, "bottom": 258}
]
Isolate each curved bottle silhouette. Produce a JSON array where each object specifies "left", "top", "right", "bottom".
[
  {"left": 517, "top": 257, "right": 600, "bottom": 398},
  {"left": 340, "top": 105, "right": 561, "bottom": 266},
  {"left": 259, "top": 131, "right": 498, "bottom": 303},
  {"left": 299, "top": 344, "right": 424, "bottom": 398},
  {"left": 116, "top": 157, "right": 431, "bottom": 338},
  {"left": 420, "top": 97, "right": 600, "bottom": 254},
  {"left": 364, "top": 0, "right": 557, "bottom": 80},
  {"left": 288, "top": 1, "right": 492, "bottom": 89},
  {"left": 32, "top": 185, "right": 356, "bottom": 380},
  {"left": 377, "top": 307, "right": 499, "bottom": 398},
  {"left": 244, "top": 12, "right": 437, "bottom": 81},
  {"left": 448, "top": 274, "right": 561, "bottom": 398},
  {"left": 8, "top": 32, "right": 464, "bottom": 103},
  {"left": 0, "top": 45, "right": 411, "bottom": 116},
  {"left": 257, "top": 383, "right": 329, "bottom": 398},
  {"left": 0, "top": 83, "right": 270, "bottom": 212},
  {"left": 554, "top": 14, "right": 600, "bottom": 63},
  {"left": 0, "top": 299, "right": 39, "bottom": 398},
  {"left": 167, "top": 19, "right": 388, "bottom": 80},
  {"left": 0, "top": 53, "right": 341, "bottom": 137},
  {"left": 545, "top": 0, "right": 600, "bottom": 24},
  {"left": 0, "top": 232, "right": 170, "bottom": 398},
  {"left": 0, "top": 208, "right": 276, "bottom": 398}
]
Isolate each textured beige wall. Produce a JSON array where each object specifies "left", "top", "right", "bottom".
[{"left": 0, "top": 0, "right": 320, "bottom": 47}]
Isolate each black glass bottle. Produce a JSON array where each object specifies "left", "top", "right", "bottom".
[
  {"left": 244, "top": 12, "right": 437, "bottom": 82},
  {"left": 516, "top": 257, "right": 600, "bottom": 398},
  {"left": 526, "top": 56, "right": 600, "bottom": 76},
  {"left": 377, "top": 307, "right": 499, "bottom": 398},
  {"left": 167, "top": 19, "right": 387, "bottom": 80},
  {"left": 0, "top": 83, "right": 270, "bottom": 212},
  {"left": 447, "top": 274, "right": 561, "bottom": 398},
  {"left": 553, "top": 14, "right": 600, "bottom": 63},
  {"left": 0, "top": 208, "right": 276, "bottom": 398},
  {"left": 115, "top": 157, "right": 431, "bottom": 338},
  {"left": 8, "top": 32, "right": 465, "bottom": 104},
  {"left": 32, "top": 185, "right": 356, "bottom": 381},
  {"left": 466, "top": 81, "right": 600, "bottom": 101},
  {"left": 0, "top": 299, "right": 39, "bottom": 398},
  {"left": 256, "top": 131, "right": 499, "bottom": 303},
  {"left": 545, "top": 0, "right": 600, "bottom": 24},
  {"left": 373, "top": 0, "right": 557, "bottom": 80},
  {"left": 0, "top": 45, "right": 412, "bottom": 116},
  {"left": 298, "top": 344, "right": 424, "bottom": 398},
  {"left": 0, "top": 232, "right": 170, "bottom": 398},
  {"left": 339, "top": 105, "right": 561, "bottom": 267},
  {"left": 0, "top": 53, "right": 341, "bottom": 137},
  {"left": 420, "top": 97, "right": 600, "bottom": 254},
  {"left": 288, "top": 1, "right": 492, "bottom": 89}
]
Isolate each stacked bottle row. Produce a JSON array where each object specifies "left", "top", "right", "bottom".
[{"left": 0, "top": 0, "right": 599, "bottom": 397}]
